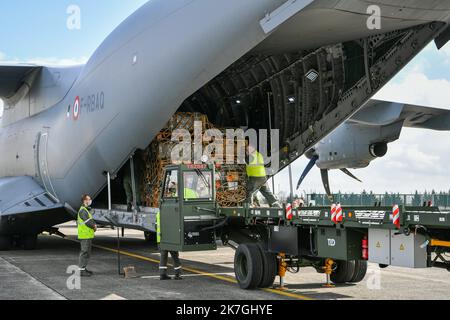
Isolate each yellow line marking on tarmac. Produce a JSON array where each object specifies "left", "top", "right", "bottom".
[
  {"left": 59, "top": 237, "right": 313, "bottom": 300},
  {"left": 91, "top": 243, "right": 314, "bottom": 300},
  {"left": 141, "top": 273, "right": 236, "bottom": 279}
]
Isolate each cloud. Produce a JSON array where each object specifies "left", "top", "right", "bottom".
[
  {"left": 437, "top": 42, "right": 450, "bottom": 65},
  {"left": 374, "top": 71, "right": 450, "bottom": 109},
  {"left": 23, "top": 57, "right": 88, "bottom": 66},
  {"left": 0, "top": 52, "right": 87, "bottom": 66},
  {"left": 0, "top": 99, "right": 3, "bottom": 118}
]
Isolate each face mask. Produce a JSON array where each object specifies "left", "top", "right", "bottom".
[{"left": 86, "top": 200, "right": 92, "bottom": 207}]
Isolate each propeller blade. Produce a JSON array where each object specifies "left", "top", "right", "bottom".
[
  {"left": 296, "top": 155, "right": 319, "bottom": 190},
  {"left": 304, "top": 148, "right": 317, "bottom": 160},
  {"left": 321, "top": 169, "right": 333, "bottom": 201},
  {"left": 340, "top": 168, "right": 362, "bottom": 183}
]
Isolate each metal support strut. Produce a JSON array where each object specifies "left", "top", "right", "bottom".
[
  {"left": 130, "top": 156, "right": 138, "bottom": 222},
  {"left": 267, "top": 92, "right": 276, "bottom": 195},
  {"left": 323, "top": 258, "right": 335, "bottom": 288},
  {"left": 106, "top": 172, "right": 123, "bottom": 276},
  {"left": 278, "top": 253, "right": 287, "bottom": 290}
]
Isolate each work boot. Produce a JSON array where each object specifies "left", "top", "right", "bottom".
[
  {"left": 174, "top": 274, "right": 183, "bottom": 281},
  {"left": 127, "top": 203, "right": 132, "bottom": 212},
  {"left": 160, "top": 274, "right": 172, "bottom": 281}
]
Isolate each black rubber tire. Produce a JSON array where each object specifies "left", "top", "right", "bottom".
[
  {"left": 331, "top": 260, "right": 356, "bottom": 284},
  {"left": 256, "top": 243, "right": 278, "bottom": 288},
  {"left": 234, "top": 243, "right": 264, "bottom": 290},
  {"left": 144, "top": 231, "right": 157, "bottom": 243},
  {"left": 0, "top": 236, "right": 12, "bottom": 251},
  {"left": 349, "top": 260, "right": 368, "bottom": 283},
  {"left": 23, "top": 234, "right": 38, "bottom": 250}
]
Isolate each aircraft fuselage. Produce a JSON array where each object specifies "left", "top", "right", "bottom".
[{"left": 1, "top": 0, "right": 449, "bottom": 237}]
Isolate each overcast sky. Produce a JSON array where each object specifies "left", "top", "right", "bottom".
[{"left": 0, "top": 2, "right": 449, "bottom": 195}]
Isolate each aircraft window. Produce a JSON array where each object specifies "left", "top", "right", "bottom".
[
  {"left": 183, "top": 171, "right": 213, "bottom": 200},
  {"left": 163, "top": 170, "right": 179, "bottom": 198}
]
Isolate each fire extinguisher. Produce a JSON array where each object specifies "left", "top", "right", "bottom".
[{"left": 362, "top": 235, "right": 369, "bottom": 261}]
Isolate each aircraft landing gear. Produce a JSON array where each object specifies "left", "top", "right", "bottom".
[
  {"left": 22, "top": 234, "right": 38, "bottom": 250},
  {"left": 0, "top": 235, "right": 12, "bottom": 251}
]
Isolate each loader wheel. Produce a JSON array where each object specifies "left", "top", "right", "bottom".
[
  {"left": 0, "top": 236, "right": 12, "bottom": 251},
  {"left": 256, "top": 243, "right": 277, "bottom": 288},
  {"left": 349, "top": 260, "right": 368, "bottom": 283},
  {"left": 23, "top": 234, "right": 38, "bottom": 250},
  {"left": 331, "top": 260, "right": 356, "bottom": 284},
  {"left": 234, "top": 243, "right": 263, "bottom": 290}
]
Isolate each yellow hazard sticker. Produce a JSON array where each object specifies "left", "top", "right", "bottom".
[
  {"left": 376, "top": 242, "right": 381, "bottom": 248},
  {"left": 400, "top": 244, "right": 405, "bottom": 251}
]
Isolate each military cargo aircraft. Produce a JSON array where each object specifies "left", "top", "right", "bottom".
[{"left": 1, "top": 0, "right": 450, "bottom": 250}]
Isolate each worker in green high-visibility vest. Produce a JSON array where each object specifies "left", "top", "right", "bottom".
[
  {"left": 77, "top": 194, "right": 97, "bottom": 277},
  {"left": 246, "top": 142, "right": 280, "bottom": 208},
  {"left": 157, "top": 210, "right": 183, "bottom": 281}
]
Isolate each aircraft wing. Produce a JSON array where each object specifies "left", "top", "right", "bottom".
[
  {"left": 300, "top": 99, "right": 450, "bottom": 195},
  {"left": 401, "top": 103, "right": 450, "bottom": 130},
  {"left": 349, "top": 99, "right": 450, "bottom": 131},
  {"left": 0, "top": 63, "right": 41, "bottom": 99}
]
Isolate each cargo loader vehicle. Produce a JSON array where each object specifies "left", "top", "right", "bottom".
[{"left": 93, "top": 164, "right": 450, "bottom": 289}]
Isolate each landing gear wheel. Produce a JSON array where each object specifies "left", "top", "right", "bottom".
[
  {"left": 331, "top": 260, "right": 356, "bottom": 284},
  {"left": 23, "top": 234, "right": 38, "bottom": 250},
  {"left": 256, "top": 243, "right": 277, "bottom": 288},
  {"left": 234, "top": 243, "right": 263, "bottom": 290},
  {"left": 349, "top": 260, "right": 368, "bottom": 283},
  {"left": 144, "top": 232, "right": 157, "bottom": 243},
  {"left": 0, "top": 236, "right": 12, "bottom": 251}
]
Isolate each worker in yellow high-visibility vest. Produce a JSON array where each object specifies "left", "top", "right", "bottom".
[
  {"left": 156, "top": 211, "right": 182, "bottom": 281},
  {"left": 246, "top": 143, "right": 280, "bottom": 208},
  {"left": 184, "top": 188, "right": 199, "bottom": 199},
  {"left": 77, "top": 194, "right": 97, "bottom": 277}
]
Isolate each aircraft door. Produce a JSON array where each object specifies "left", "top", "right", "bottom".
[{"left": 37, "top": 131, "right": 58, "bottom": 200}]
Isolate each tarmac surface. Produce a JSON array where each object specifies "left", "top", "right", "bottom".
[{"left": 0, "top": 222, "right": 449, "bottom": 300}]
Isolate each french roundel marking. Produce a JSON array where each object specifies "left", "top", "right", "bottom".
[{"left": 73, "top": 96, "right": 80, "bottom": 120}]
